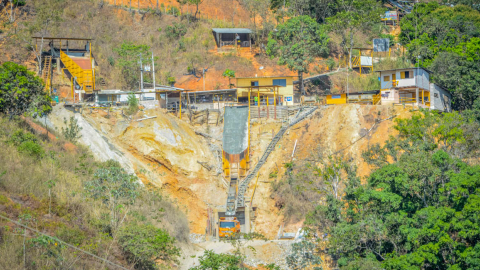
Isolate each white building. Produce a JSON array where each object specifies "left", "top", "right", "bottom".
[{"left": 376, "top": 67, "right": 452, "bottom": 112}]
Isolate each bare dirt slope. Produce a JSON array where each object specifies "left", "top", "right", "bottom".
[
  {"left": 245, "top": 104, "right": 412, "bottom": 238},
  {"left": 47, "top": 106, "right": 226, "bottom": 234},
  {"left": 46, "top": 104, "right": 412, "bottom": 238}
]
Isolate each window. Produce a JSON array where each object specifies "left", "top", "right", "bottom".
[
  {"left": 251, "top": 81, "right": 259, "bottom": 86},
  {"left": 384, "top": 75, "right": 390, "bottom": 82},
  {"left": 400, "top": 71, "right": 412, "bottom": 79},
  {"left": 272, "top": 79, "right": 287, "bottom": 87},
  {"left": 220, "top": 222, "right": 235, "bottom": 228}
]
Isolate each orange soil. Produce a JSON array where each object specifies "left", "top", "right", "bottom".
[
  {"left": 106, "top": 0, "right": 250, "bottom": 25},
  {"left": 21, "top": 116, "right": 77, "bottom": 152}
]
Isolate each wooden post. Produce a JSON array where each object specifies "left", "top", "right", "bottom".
[
  {"left": 359, "top": 50, "right": 362, "bottom": 75},
  {"left": 266, "top": 91, "right": 269, "bottom": 119}
]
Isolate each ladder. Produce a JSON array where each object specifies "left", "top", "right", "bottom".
[
  {"left": 234, "top": 106, "right": 319, "bottom": 211},
  {"left": 42, "top": 56, "right": 52, "bottom": 93}
]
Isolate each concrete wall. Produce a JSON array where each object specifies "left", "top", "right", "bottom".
[
  {"left": 236, "top": 77, "right": 295, "bottom": 105},
  {"left": 430, "top": 83, "right": 452, "bottom": 112}
]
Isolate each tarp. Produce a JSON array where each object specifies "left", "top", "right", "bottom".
[
  {"left": 223, "top": 106, "right": 249, "bottom": 155},
  {"left": 373, "top": 38, "right": 390, "bottom": 52},
  {"left": 361, "top": 56, "right": 373, "bottom": 66}
]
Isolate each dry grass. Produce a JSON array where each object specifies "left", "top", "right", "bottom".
[{"left": 0, "top": 115, "right": 189, "bottom": 268}]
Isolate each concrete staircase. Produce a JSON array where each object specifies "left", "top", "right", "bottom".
[{"left": 234, "top": 106, "right": 319, "bottom": 211}]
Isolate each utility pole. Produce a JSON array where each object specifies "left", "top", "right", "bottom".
[
  {"left": 139, "top": 53, "right": 144, "bottom": 100},
  {"left": 203, "top": 68, "right": 206, "bottom": 91},
  {"left": 151, "top": 51, "right": 155, "bottom": 91}
]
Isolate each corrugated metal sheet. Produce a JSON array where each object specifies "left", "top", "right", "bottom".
[{"left": 212, "top": 28, "right": 253, "bottom": 34}]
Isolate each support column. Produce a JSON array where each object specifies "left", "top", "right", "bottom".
[
  {"left": 422, "top": 89, "right": 425, "bottom": 107},
  {"left": 359, "top": 50, "right": 362, "bottom": 75},
  {"left": 267, "top": 92, "right": 269, "bottom": 119},
  {"left": 274, "top": 88, "right": 277, "bottom": 120},
  {"left": 257, "top": 89, "right": 260, "bottom": 119},
  {"left": 415, "top": 88, "right": 419, "bottom": 107},
  {"left": 179, "top": 92, "right": 182, "bottom": 119}
]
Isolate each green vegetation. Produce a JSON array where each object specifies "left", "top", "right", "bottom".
[
  {"left": 0, "top": 62, "right": 51, "bottom": 117},
  {"left": 267, "top": 15, "right": 329, "bottom": 94},
  {"left": 118, "top": 224, "right": 181, "bottom": 269},
  {"left": 61, "top": 116, "right": 82, "bottom": 143},
  {"left": 222, "top": 69, "right": 235, "bottom": 88},
  {"left": 114, "top": 42, "right": 151, "bottom": 90},
  {"left": 0, "top": 116, "right": 188, "bottom": 269},
  {"left": 273, "top": 110, "right": 480, "bottom": 270},
  {"left": 400, "top": 2, "right": 480, "bottom": 110},
  {"left": 126, "top": 92, "right": 139, "bottom": 115}
]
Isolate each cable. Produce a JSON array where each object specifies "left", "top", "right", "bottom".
[{"left": 0, "top": 214, "right": 130, "bottom": 270}]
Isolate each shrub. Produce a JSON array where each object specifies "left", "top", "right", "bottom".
[
  {"left": 326, "top": 58, "right": 336, "bottom": 70},
  {"left": 84, "top": 164, "right": 139, "bottom": 229},
  {"left": 18, "top": 140, "right": 45, "bottom": 157},
  {"left": 165, "top": 22, "right": 187, "bottom": 39},
  {"left": 55, "top": 226, "right": 85, "bottom": 246},
  {"left": 118, "top": 224, "right": 180, "bottom": 269},
  {"left": 61, "top": 116, "right": 82, "bottom": 143},
  {"left": 126, "top": 92, "right": 139, "bottom": 115},
  {"left": 8, "top": 129, "right": 44, "bottom": 157}
]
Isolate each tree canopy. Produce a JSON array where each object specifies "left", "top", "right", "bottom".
[
  {"left": 0, "top": 62, "right": 51, "bottom": 117},
  {"left": 266, "top": 15, "right": 329, "bottom": 94},
  {"left": 399, "top": 2, "right": 480, "bottom": 110},
  {"left": 305, "top": 110, "right": 480, "bottom": 270}
]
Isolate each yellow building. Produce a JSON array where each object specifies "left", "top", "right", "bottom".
[{"left": 236, "top": 76, "right": 296, "bottom": 106}]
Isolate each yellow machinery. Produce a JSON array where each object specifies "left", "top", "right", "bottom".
[
  {"left": 32, "top": 37, "right": 96, "bottom": 97},
  {"left": 219, "top": 217, "right": 241, "bottom": 238}
]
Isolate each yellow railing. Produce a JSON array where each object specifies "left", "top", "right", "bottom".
[
  {"left": 352, "top": 56, "right": 360, "bottom": 66},
  {"left": 60, "top": 50, "right": 94, "bottom": 93},
  {"left": 373, "top": 93, "right": 381, "bottom": 105},
  {"left": 399, "top": 97, "right": 416, "bottom": 103}
]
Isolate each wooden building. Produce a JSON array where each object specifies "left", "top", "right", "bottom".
[{"left": 212, "top": 28, "right": 253, "bottom": 51}]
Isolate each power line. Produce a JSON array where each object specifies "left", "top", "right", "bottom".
[{"left": 0, "top": 214, "right": 130, "bottom": 270}]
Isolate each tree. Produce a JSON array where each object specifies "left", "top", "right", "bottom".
[
  {"left": 398, "top": 3, "right": 480, "bottom": 110},
  {"left": 266, "top": 15, "right": 329, "bottom": 95},
  {"left": 222, "top": 69, "right": 235, "bottom": 88},
  {"left": 61, "top": 116, "right": 82, "bottom": 143},
  {"left": 84, "top": 162, "right": 139, "bottom": 230},
  {"left": 305, "top": 111, "right": 480, "bottom": 270},
  {"left": 114, "top": 42, "right": 150, "bottom": 90},
  {"left": 326, "top": 0, "right": 384, "bottom": 69},
  {"left": 22, "top": 0, "right": 65, "bottom": 76},
  {"left": 126, "top": 92, "right": 139, "bottom": 115},
  {"left": 186, "top": 0, "right": 203, "bottom": 20},
  {"left": 0, "top": 62, "right": 52, "bottom": 117}
]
